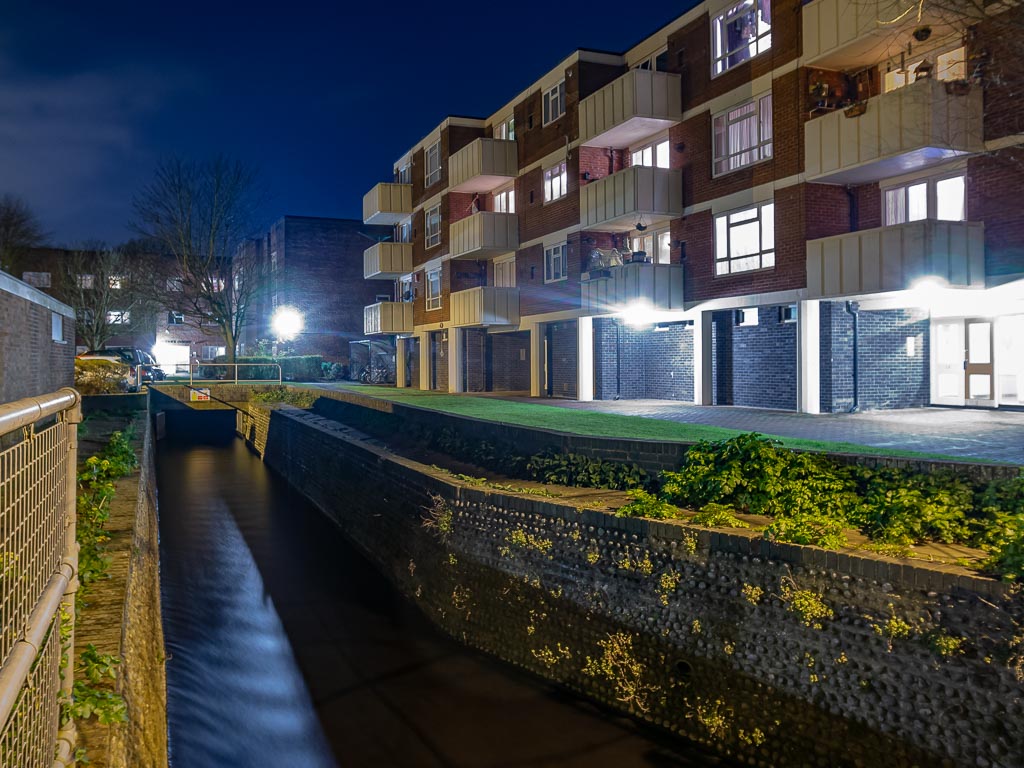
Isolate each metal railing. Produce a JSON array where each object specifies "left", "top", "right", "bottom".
[
  {"left": 188, "top": 362, "right": 282, "bottom": 385},
  {"left": 0, "top": 388, "right": 80, "bottom": 767}
]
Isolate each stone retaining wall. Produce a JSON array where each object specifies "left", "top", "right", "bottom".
[{"left": 240, "top": 403, "right": 1024, "bottom": 768}]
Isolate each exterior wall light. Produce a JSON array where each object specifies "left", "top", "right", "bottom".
[{"left": 271, "top": 306, "right": 304, "bottom": 341}]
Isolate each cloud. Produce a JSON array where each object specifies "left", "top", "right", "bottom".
[{"left": 0, "top": 61, "right": 176, "bottom": 244}]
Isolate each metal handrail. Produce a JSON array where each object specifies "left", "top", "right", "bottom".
[
  {"left": 0, "top": 387, "right": 79, "bottom": 435},
  {"left": 188, "top": 362, "right": 283, "bottom": 385}
]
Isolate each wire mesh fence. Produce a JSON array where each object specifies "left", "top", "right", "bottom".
[{"left": 0, "top": 389, "right": 79, "bottom": 767}]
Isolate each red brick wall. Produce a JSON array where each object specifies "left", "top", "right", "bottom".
[
  {"left": 578, "top": 146, "right": 626, "bottom": 182},
  {"left": 578, "top": 61, "right": 626, "bottom": 100},
  {"left": 514, "top": 63, "right": 579, "bottom": 168},
  {"left": 969, "top": 150, "right": 1024, "bottom": 278},
  {"left": 0, "top": 277, "right": 74, "bottom": 403},
  {"left": 517, "top": 154, "right": 580, "bottom": 243},
  {"left": 517, "top": 232, "right": 588, "bottom": 317}
]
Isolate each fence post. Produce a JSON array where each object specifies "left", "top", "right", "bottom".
[{"left": 234, "top": 363, "right": 239, "bottom": 385}]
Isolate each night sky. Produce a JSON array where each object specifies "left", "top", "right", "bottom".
[{"left": 2, "top": 1, "right": 693, "bottom": 246}]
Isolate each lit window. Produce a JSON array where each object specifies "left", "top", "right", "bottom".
[
  {"left": 396, "top": 220, "right": 412, "bottom": 243},
  {"left": 51, "top": 312, "right": 63, "bottom": 342},
  {"left": 426, "top": 268, "right": 442, "bottom": 310},
  {"left": 168, "top": 311, "right": 185, "bottom": 325},
  {"left": 202, "top": 345, "right": 226, "bottom": 360},
  {"left": 21, "top": 271, "right": 50, "bottom": 288},
  {"left": 712, "top": 0, "right": 772, "bottom": 76},
  {"left": 106, "top": 310, "right": 130, "bottom": 325},
  {"left": 884, "top": 174, "right": 965, "bottom": 226},
  {"left": 714, "top": 202, "right": 775, "bottom": 275},
  {"left": 543, "top": 80, "right": 566, "bottom": 125},
  {"left": 631, "top": 139, "right": 670, "bottom": 169},
  {"left": 629, "top": 229, "right": 672, "bottom": 264},
  {"left": 425, "top": 141, "right": 441, "bottom": 187},
  {"left": 543, "top": 161, "right": 568, "bottom": 202},
  {"left": 494, "top": 115, "right": 516, "bottom": 141},
  {"left": 425, "top": 204, "right": 442, "bottom": 248},
  {"left": 883, "top": 46, "right": 966, "bottom": 93},
  {"left": 713, "top": 94, "right": 773, "bottom": 175},
  {"left": 493, "top": 187, "right": 515, "bottom": 214},
  {"left": 76, "top": 274, "right": 94, "bottom": 289},
  {"left": 210, "top": 277, "right": 225, "bottom": 292},
  {"left": 544, "top": 243, "right": 567, "bottom": 282},
  {"left": 108, "top": 275, "right": 125, "bottom": 289},
  {"left": 397, "top": 162, "right": 412, "bottom": 185}
]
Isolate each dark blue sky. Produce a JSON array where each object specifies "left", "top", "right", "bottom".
[{"left": 2, "top": 1, "right": 690, "bottom": 245}]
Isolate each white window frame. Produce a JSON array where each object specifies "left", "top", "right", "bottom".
[
  {"left": 106, "top": 310, "right": 131, "bottom": 325},
  {"left": 883, "top": 45, "right": 966, "bottom": 93},
  {"left": 108, "top": 275, "right": 125, "bottom": 290},
  {"left": 76, "top": 274, "right": 94, "bottom": 289},
  {"left": 544, "top": 243, "right": 568, "bottom": 283},
  {"left": 712, "top": 93, "right": 773, "bottom": 176},
  {"left": 396, "top": 219, "right": 412, "bottom": 243},
  {"left": 399, "top": 275, "right": 414, "bottom": 302},
  {"left": 883, "top": 172, "right": 966, "bottom": 226},
  {"left": 630, "top": 228, "right": 672, "bottom": 264},
  {"left": 634, "top": 47, "right": 669, "bottom": 72},
  {"left": 397, "top": 162, "right": 412, "bottom": 184},
  {"left": 425, "top": 204, "right": 442, "bottom": 249},
  {"left": 494, "top": 255, "right": 516, "bottom": 288},
  {"left": 542, "top": 80, "right": 566, "bottom": 126},
  {"left": 22, "top": 271, "right": 51, "bottom": 288},
  {"left": 714, "top": 202, "right": 775, "bottom": 276},
  {"left": 168, "top": 311, "right": 185, "bottom": 325},
  {"left": 51, "top": 312, "right": 64, "bottom": 342},
  {"left": 494, "top": 115, "right": 516, "bottom": 141},
  {"left": 426, "top": 268, "right": 442, "bottom": 311},
  {"left": 425, "top": 140, "right": 441, "bottom": 188},
  {"left": 712, "top": 0, "right": 773, "bottom": 77},
  {"left": 631, "top": 138, "right": 670, "bottom": 169},
  {"left": 493, "top": 185, "right": 515, "bottom": 214},
  {"left": 543, "top": 161, "right": 568, "bottom": 203}
]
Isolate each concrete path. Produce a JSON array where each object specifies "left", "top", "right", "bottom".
[{"left": 500, "top": 398, "right": 1024, "bottom": 465}]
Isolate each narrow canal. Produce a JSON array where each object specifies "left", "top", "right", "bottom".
[{"left": 157, "top": 433, "right": 728, "bottom": 767}]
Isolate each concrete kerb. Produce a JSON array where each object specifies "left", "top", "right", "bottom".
[{"left": 250, "top": 402, "right": 1011, "bottom": 605}]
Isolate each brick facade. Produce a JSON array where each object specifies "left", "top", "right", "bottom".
[
  {"left": 712, "top": 305, "right": 797, "bottom": 410},
  {"left": 594, "top": 319, "right": 694, "bottom": 401},
  {"left": 545, "top": 320, "right": 577, "bottom": 399}
]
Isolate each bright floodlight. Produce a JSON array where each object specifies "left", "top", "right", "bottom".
[
  {"left": 271, "top": 306, "right": 304, "bottom": 341},
  {"left": 620, "top": 301, "right": 658, "bottom": 328}
]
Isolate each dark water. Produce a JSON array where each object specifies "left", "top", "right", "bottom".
[{"left": 157, "top": 435, "right": 724, "bottom": 768}]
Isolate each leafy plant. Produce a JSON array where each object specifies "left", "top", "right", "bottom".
[
  {"left": 251, "top": 387, "right": 319, "bottom": 408},
  {"left": 691, "top": 503, "right": 749, "bottom": 529},
  {"left": 764, "top": 510, "right": 846, "bottom": 549},
  {"left": 617, "top": 489, "right": 679, "bottom": 520},
  {"left": 781, "top": 581, "right": 833, "bottom": 629}
]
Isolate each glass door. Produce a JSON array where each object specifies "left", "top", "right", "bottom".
[
  {"left": 932, "top": 319, "right": 965, "bottom": 406},
  {"left": 964, "top": 319, "right": 995, "bottom": 407},
  {"left": 996, "top": 315, "right": 1024, "bottom": 406}
]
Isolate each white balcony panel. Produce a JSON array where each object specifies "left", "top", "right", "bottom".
[
  {"left": 448, "top": 139, "right": 518, "bottom": 193},
  {"left": 581, "top": 262, "right": 685, "bottom": 314},
  {"left": 364, "top": 302, "right": 413, "bottom": 335},
  {"left": 450, "top": 287, "right": 520, "bottom": 327},
  {"left": 580, "top": 69, "right": 682, "bottom": 148},
  {"left": 362, "top": 183, "right": 412, "bottom": 225},
  {"left": 363, "top": 242, "right": 412, "bottom": 279},
  {"left": 805, "top": 78, "right": 983, "bottom": 184},
  {"left": 580, "top": 166, "right": 683, "bottom": 232},
  {"left": 803, "top": 0, "right": 960, "bottom": 70},
  {"left": 449, "top": 212, "right": 519, "bottom": 260},
  {"left": 806, "top": 220, "right": 985, "bottom": 299}
]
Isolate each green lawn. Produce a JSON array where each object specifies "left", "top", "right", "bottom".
[{"left": 306, "top": 383, "right": 965, "bottom": 460}]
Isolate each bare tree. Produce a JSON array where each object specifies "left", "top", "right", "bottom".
[
  {"left": 0, "top": 194, "right": 46, "bottom": 273},
  {"left": 131, "top": 156, "right": 266, "bottom": 363},
  {"left": 54, "top": 243, "right": 156, "bottom": 351}
]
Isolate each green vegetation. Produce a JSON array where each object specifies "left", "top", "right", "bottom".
[
  {"left": 526, "top": 450, "right": 649, "bottom": 491},
  {"left": 206, "top": 354, "right": 324, "bottom": 381},
  {"left": 781, "top": 582, "right": 834, "bottom": 629},
  {"left": 250, "top": 387, "right": 319, "bottom": 408},
  {"left": 74, "top": 359, "right": 130, "bottom": 395},
  {"left": 617, "top": 489, "right": 678, "bottom": 519},
  {"left": 691, "top": 503, "right": 750, "bottom": 529}
]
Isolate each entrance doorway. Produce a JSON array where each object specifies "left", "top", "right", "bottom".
[{"left": 931, "top": 318, "right": 996, "bottom": 407}]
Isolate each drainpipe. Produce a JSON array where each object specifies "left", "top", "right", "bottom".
[
  {"left": 614, "top": 319, "right": 622, "bottom": 400},
  {"left": 844, "top": 301, "right": 860, "bottom": 413},
  {"left": 845, "top": 185, "right": 858, "bottom": 231}
]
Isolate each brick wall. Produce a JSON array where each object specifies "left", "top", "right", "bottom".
[
  {"left": 406, "top": 337, "right": 420, "bottom": 388},
  {"left": 593, "top": 319, "right": 694, "bottom": 401},
  {"left": 517, "top": 154, "right": 581, "bottom": 244},
  {"left": 546, "top": 320, "right": 577, "bottom": 399},
  {"left": 514, "top": 63, "right": 579, "bottom": 168},
  {"left": 463, "top": 328, "right": 487, "bottom": 392},
  {"left": 517, "top": 232, "right": 586, "bottom": 317},
  {"left": 0, "top": 273, "right": 75, "bottom": 403},
  {"left": 968, "top": 151, "right": 1024, "bottom": 279},
  {"left": 489, "top": 331, "right": 530, "bottom": 391},
  {"left": 820, "top": 303, "right": 930, "bottom": 412},
  {"left": 430, "top": 331, "right": 448, "bottom": 391},
  {"left": 712, "top": 305, "right": 797, "bottom": 410}
]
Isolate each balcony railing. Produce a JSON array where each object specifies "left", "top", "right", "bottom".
[
  {"left": 580, "top": 166, "right": 682, "bottom": 232},
  {"left": 449, "top": 212, "right": 519, "bottom": 260},
  {"left": 805, "top": 77, "right": 983, "bottom": 184},
  {"left": 580, "top": 69, "right": 682, "bottom": 148},
  {"left": 362, "top": 183, "right": 413, "bottom": 225},
  {"left": 363, "top": 242, "right": 413, "bottom": 280},
  {"left": 448, "top": 139, "right": 518, "bottom": 193},
  {"left": 803, "top": 0, "right": 961, "bottom": 70},
  {"left": 449, "top": 286, "right": 520, "bottom": 327},
  {"left": 364, "top": 301, "right": 413, "bottom": 335},
  {"left": 806, "top": 219, "right": 985, "bottom": 299},
  {"left": 581, "top": 262, "right": 685, "bottom": 314}
]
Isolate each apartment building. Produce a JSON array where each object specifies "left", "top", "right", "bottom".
[{"left": 361, "top": 0, "right": 1024, "bottom": 411}]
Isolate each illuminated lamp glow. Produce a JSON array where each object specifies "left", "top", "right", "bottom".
[
  {"left": 619, "top": 301, "right": 659, "bottom": 328},
  {"left": 271, "top": 306, "right": 305, "bottom": 341}
]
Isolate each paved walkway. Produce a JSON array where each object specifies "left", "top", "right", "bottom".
[{"left": 500, "top": 397, "right": 1024, "bottom": 465}]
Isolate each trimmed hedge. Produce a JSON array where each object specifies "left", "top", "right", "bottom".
[{"left": 204, "top": 355, "right": 324, "bottom": 381}]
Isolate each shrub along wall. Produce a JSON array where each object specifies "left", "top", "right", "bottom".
[{"left": 240, "top": 404, "right": 1024, "bottom": 768}]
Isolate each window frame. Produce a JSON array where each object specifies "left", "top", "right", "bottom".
[
  {"left": 543, "top": 161, "right": 568, "bottom": 203},
  {"left": 21, "top": 271, "right": 51, "bottom": 288},
  {"left": 542, "top": 80, "right": 566, "bottom": 126},
  {"left": 494, "top": 115, "right": 516, "bottom": 141},
  {"left": 51, "top": 312, "right": 64, "bottom": 342},
  {"left": 630, "top": 138, "right": 671, "bottom": 169},
  {"left": 544, "top": 242, "right": 568, "bottom": 283},
  {"left": 712, "top": 92, "right": 773, "bottom": 177},
  {"left": 425, "top": 140, "right": 442, "bottom": 188},
  {"left": 882, "top": 171, "right": 966, "bottom": 226},
  {"left": 396, "top": 162, "right": 412, "bottom": 184},
  {"left": 106, "top": 310, "right": 131, "bottom": 325},
  {"left": 712, "top": 0, "right": 773, "bottom": 77},
  {"left": 493, "top": 185, "right": 516, "bottom": 214},
  {"left": 425, "top": 204, "right": 442, "bottom": 249},
  {"left": 714, "top": 201, "right": 776, "bottom": 277},
  {"left": 425, "top": 268, "right": 442, "bottom": 311}
]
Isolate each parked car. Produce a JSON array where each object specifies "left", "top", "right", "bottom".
[
  {"left": 75, "top": 350, "right": 140, "bottom": 392},
  {"left": 96, "top": 347, "right": 165, "bottom": 384}
]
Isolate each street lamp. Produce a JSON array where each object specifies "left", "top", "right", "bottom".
[{"left": 271, "top": 306, "right": 304, "bottom": 341}]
